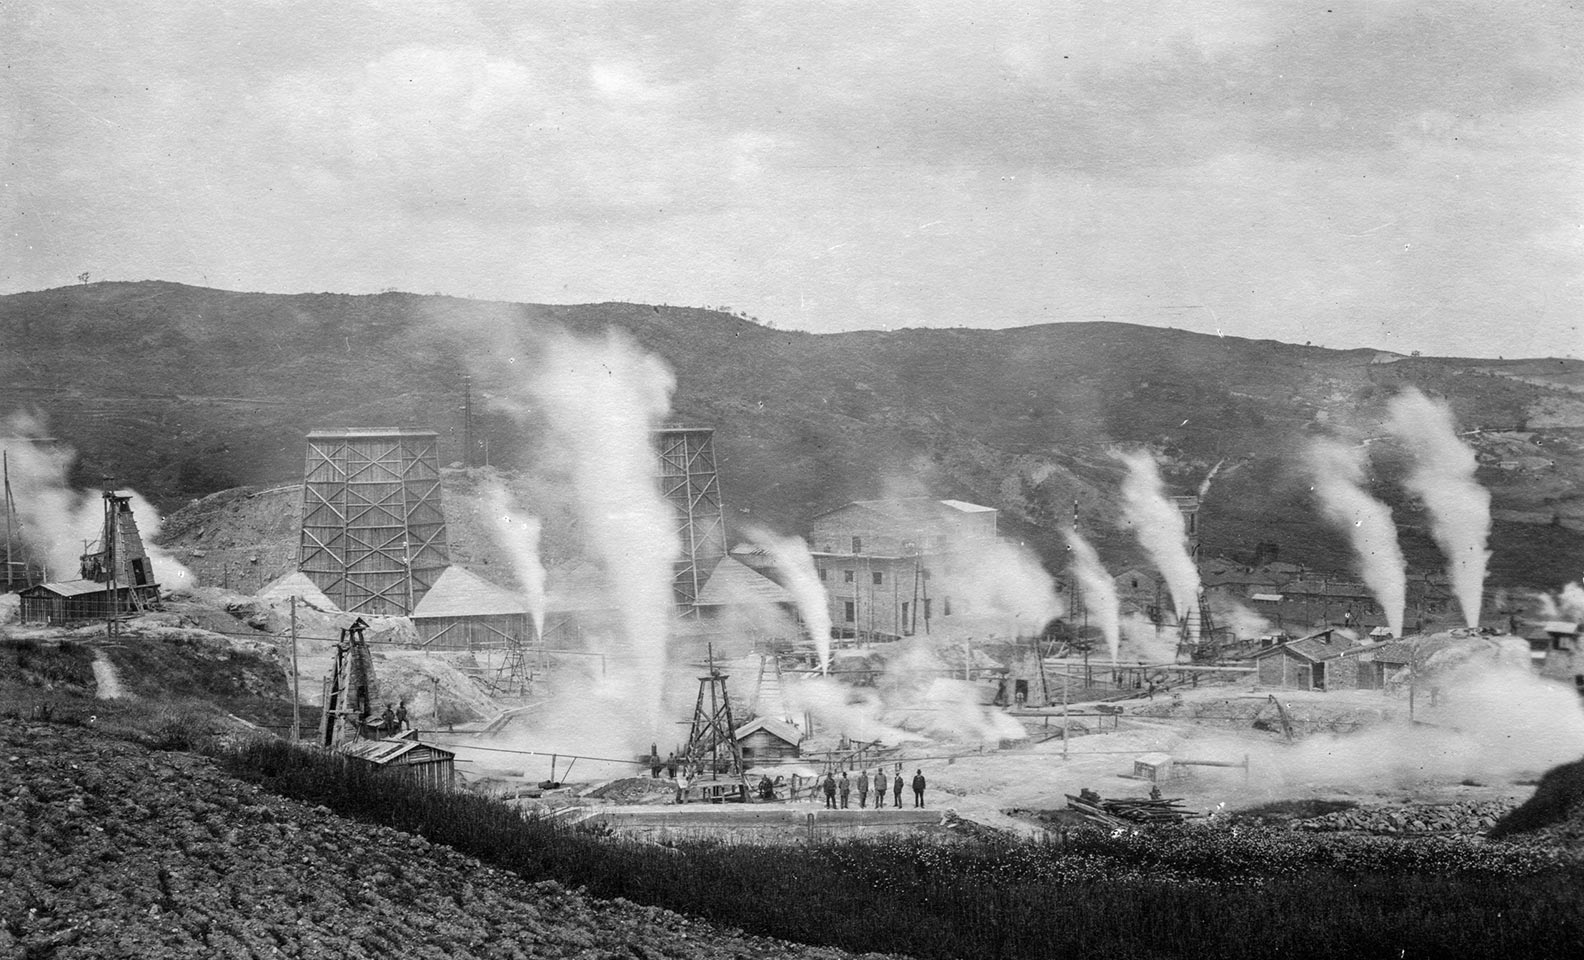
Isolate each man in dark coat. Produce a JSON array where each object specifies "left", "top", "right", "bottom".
[
  {"left": 822, "top": 772, "right": 837, "bottom": 809},
  {"left": 856, "top": 770, "right": 870, "bottom": 808},
  {"left": 892, "top": 769, "right": 904, "bottom": 808},
  {"left": 873, "top": 769, "right": 886, "bottom": 809},
  {"left": 912, "top": 769, "right": 927, "bottom": 808},
  {"left": 838, "top": 772, "right": 851, "bottom": 808}
]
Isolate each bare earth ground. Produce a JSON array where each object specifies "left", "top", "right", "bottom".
[{"left": 0, "top": 718, "right": 883, "bottom": 960}]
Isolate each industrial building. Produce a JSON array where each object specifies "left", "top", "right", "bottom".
[
  {"left": 808, "top": 498, "right": 997, "bottom": 640},
  {"left": 1252, "top": 628, "right": 1396, "bottom": 691},
  {"left": 297, "top": 428, "right": 450, "bottom": 616}
]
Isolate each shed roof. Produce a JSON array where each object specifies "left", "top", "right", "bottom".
[
  {"left": 1541, "top": 621, "right": 1580, "bottom": 636},
  {"left": 410, "top": 566, "right": 528, "bottom": 619},
  {"left": 338, "top": 730, "right": 455, "bottom": 765},
  {"left": 734, "top": 716, "right": 804, "bottom": 745},
  {"left": 1251, "top": 628, "right": 1359, "bottom": 663},
  {"left": 258, "top": 571, "right": 340, "bottom": 610},
  {"left": 21, "top": 579, "right": 126, "bottom": 598},
  {"left": 813, "top": 498, "right": 995, "bottom": 527},
  {"left": 695, "top": 556, "right": 794, "bottom": 606}
]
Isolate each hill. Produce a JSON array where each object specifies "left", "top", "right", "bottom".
[{"left": 2, "top": 281, "right": 1582, "bottom": 587}]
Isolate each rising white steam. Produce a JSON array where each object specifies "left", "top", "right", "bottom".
[
  {"left": 1384, "top": 389, "right": 1491, "bottom": 627},
  {"left": 525, "top": 330, "right": 679, "bottom": 750},
  {"left": 2, "top": 413, "right": 193, "bottom": 587},
  {"left": 1119, "top": 612, "right": 1179, "bottom": 663},
  {"left": 744, "top": 526, "right": 832, "bottom": 673},
  {"left": 926, "top": 536, "right": 1065, "bottom": 641},
  {"left": 1115, "top": 449, "right": 1200, "bottom": 620},
  {"left": 1307, "top": 438, "right": 1406, "bottom": 637},
  {"left": 480, "top": 476, "right": 548, "bottom": 641},
  {"left": 1205, "top": 591, "right": 1273, "bottom": 642},
  {"left": 1064, "top": 527, "right": 1120, "bottom": 664}
]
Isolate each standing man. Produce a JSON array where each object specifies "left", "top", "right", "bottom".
[
  {"left": 912, "top": 769, "right": 927, "bottom": 808},
  {"left": 838, "top": 772, "right": 851, "bottom": 809},
  {"left": 822, "top": 772, "right": 837, "bottom": 809},
  {"left": 857, "top": 769, "right": 870, "bottom": 809},
  {"left": 873, "top": 769, "right": 886, "bottom": 809},
  {"left": 395, "top": 701, "right": 409, "bottom": 731},
  {"left": 892, "top": 768, "right": 904, "bottom": 808}
]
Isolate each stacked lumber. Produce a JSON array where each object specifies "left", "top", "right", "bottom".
[{"left": 1066, "top": 793, "right": 1193, "bottom": 826}]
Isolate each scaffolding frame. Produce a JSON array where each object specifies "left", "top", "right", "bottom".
[
  {"left": 656, "top": 427, "right": 727, "bottom": 614},
  {"left": 298, "top": 429, "right": 450, "bottom": 615}
]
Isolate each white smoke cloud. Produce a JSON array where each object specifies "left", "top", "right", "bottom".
[
  {"left": 1065, "top": 527, "right": 1120, "bottom": 664},
  {"left": 480, "top": 475, "right": 548, "bottom": 641},
  {"left": 925, "top": 536, "right": 1064, "bottom": 641},
  {"left": 2, "top": 413, "right": 193, "bottom": 588},
  {"left": 1384, "top": 389, "right": 1491, "bottom": 628},
  {"left": 1120, "top": 612, "right": 1178, "bottom": 663},
  {"left": 1115, "top": 448, "right": 1200, "bottom": 620},
  {"left": 743, "top": 526, "right": 833, "bottom": 673},
  {"left": 1205, "top": 591, "right": 1272, "bottom": 641},
  {"left": 520, "top": 329, "right": 679, "bottom": 753},
  {"left": 1560, "top": 581, "right": 1584, "bottom": 621},
  {"left": 1307, "top": 438, "right": 1407, "bottom": 637}
]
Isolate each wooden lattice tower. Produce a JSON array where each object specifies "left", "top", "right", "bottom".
[
  {"left": 656, "top": 427, "right": 727, "bottom": 614},
  {"left": 684, "top": 646, "right": 746, "bottom": 781},
  {"left": 298, "top": 428, "right": 450, "bottom": 616}
]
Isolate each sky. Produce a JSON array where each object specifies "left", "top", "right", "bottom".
[{"left": 3, "top": 0, "right": 1580, "bottom": 358}]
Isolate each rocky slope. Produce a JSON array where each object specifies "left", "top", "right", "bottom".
[
  {"left": 0, "top": 718, "right": 873, "bottom": 960},
  {"left": 3, "top": 281, "right": 1583, "bottom": 586}
]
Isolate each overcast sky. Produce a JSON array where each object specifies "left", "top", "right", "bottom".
[{"left": 4, "top": 1, "right": 1580, "bottom": 357}]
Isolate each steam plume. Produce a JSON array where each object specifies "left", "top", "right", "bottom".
[
  {"left": 744, "top": 526, "right": 832, "bottom": 673},
  {"left": 1115, "top": 449, "right": 1199, "bottom": 620},
  {"left": 480, "top": 476, "right": 547, "bottom": 641},
  {"left": 1307, "top": 438, "right": 1406, "bottom": 637},
  {"left": 1064, "top": 527, "right": 1120, "bottom": 663},
  {"left": 1384, "top": 389, "right": 1491, "bottom": 627},
  {"left": 2, "top": 413, "right": 193, "bottom": 587},
  {"left": 524, "top": 330, "right": 679, "bottom": 748}
]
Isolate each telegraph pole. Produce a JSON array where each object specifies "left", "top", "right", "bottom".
[{"left": 290, "top": 596, "right": 302, "bottom": 742}]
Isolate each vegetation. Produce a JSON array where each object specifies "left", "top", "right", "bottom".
[
  {"left": 3, "top": 282, "right": 1582, "bottom": 586},
  {"left": 220, "top": 737, "right": 1584, "bottom": 960}
]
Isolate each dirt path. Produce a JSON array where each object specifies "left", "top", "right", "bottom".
[{"left": 90, "top": 649, "right": 127, "bottom": 699}]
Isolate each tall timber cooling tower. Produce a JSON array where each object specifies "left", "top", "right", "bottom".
[
  {"left": 657, "top": 427, "right": 728, "bottom": 614},
  {"left": 297, "top": 428, "right": 450, "bottom": 615}
]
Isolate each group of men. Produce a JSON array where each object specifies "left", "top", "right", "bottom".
[{"left": 821, "top": 767, "right": 928, "bottom": 809}]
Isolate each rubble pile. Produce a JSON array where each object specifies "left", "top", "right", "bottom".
[{"left": 1293, "top": 800, "right": 1516, "bottom": 835}]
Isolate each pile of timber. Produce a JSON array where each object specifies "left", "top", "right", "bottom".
[{"left": 1065, "top": 792, "right": 1193, "bottom": 827}]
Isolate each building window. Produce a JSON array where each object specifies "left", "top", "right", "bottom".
[
  {"left": 872, "top": 571, "right": 883, "bottom": 586},
  {"left": 924, "top": 599, "right": 932, "bottom": 620},
  {"left": 901, "top": 602, "right": 910, "bottom": 633},
  {"left": 1131, "top": 578, "right": 1139, "bottom": 589},
  {"left": 943, "top": 597, "right": 952, "bottom": 616},
  {"left": 844, "top": 570, "right": 855, "bottom": 583},
  {"left": 844, "top": 601, "right": 855, "bottom": 622},
  {"left": 922, "top": 569, "right": 932, "bottom": 581},
  {"left": 852, "top": 536, "right": 863, "bottom": 553},
  {"left": 819, "top": 567, "right": 828, "bottom": 581}
]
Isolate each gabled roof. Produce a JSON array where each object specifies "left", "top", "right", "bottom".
[
  {"left": 1251, "top": 628, "right": 1360, "bottom": 662},
  {"left": 813, "top": 498, "right": 995, "bottom": 527},
  {"left": 21, "top": 579, "right": 133, "bottom": 598},
  {"left": 1541, "top": 621, "right": 1580, "bottom": 636},
  {"left": 695, "top": 556, "right": 794, "bottom": 606},
  {"left": 734, "top": 716, "right": 804, "bottom": 745},
  {"left": 258, "top": 571, "right": 340, "bottom": 610},
  {"left": 338, "top": 730, "right": 455, "bottom": 764},
  {"left": 410, "top": 566, "right": 528, "bottom": 619}
]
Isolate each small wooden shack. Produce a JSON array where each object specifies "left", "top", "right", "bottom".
[
  {"left": 409, "top": 566, "right": 530, "bottom": 651},
  {"left": 18, "top": 580, "right": 160, "bottom": 625},
  {"left": 733, "top": 716, "right": 804, "bottom": 763},
  {"left": 338, "top": 730, "right": 456, "bottom": 789}
]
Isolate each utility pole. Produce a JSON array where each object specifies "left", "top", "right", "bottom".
[
  {"left": 290, "top": 596, "right": 302, "bottom": 742},
  {"left": 1062, "top": 659, "right": 1070, "bottom": 760}
]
